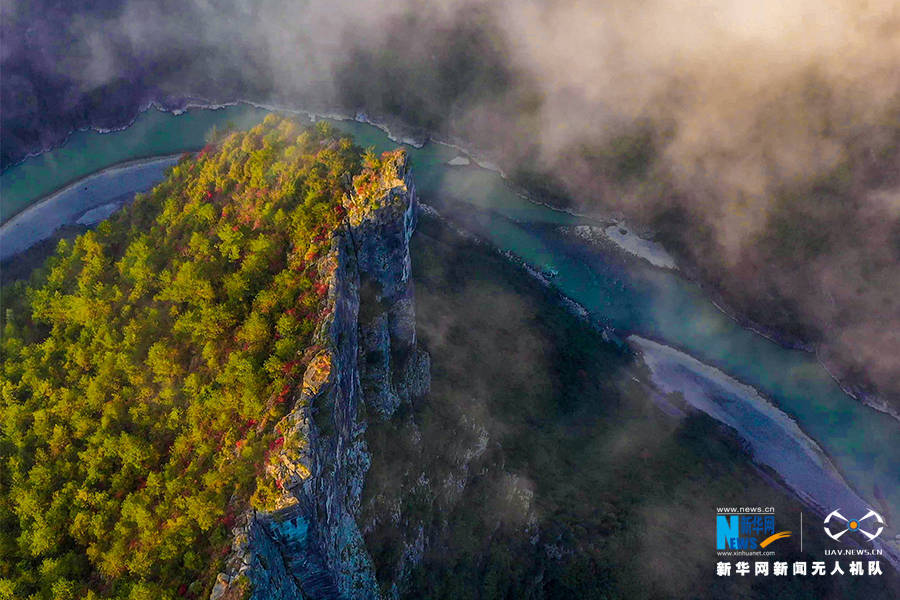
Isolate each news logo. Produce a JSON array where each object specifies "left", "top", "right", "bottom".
[{"left": 717, "top": 512, "right": 791, "bottom": 551}]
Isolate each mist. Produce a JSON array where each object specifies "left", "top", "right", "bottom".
[
  {"left": 7, "top": 0, "right": 898, "bottom": 197},
  {"left": 3, "top": 0, "right": 899, "bottom": 400}
]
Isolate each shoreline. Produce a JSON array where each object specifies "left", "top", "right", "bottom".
[
  {"left": 628, "top": 334, "right": 900, "bottom": 567},
  {"left": 5, "top": 98, "right": 896, "bottom": 424},
  {"left": 1, "top": 146, "right": 194, "bottom": 226},
  {"left": 0, "top": 154, "right": 181, "bottom": 261},
  {"left": 0, "top": 96, "right": 217, "bottom": 174},
  {"left": 419, "top": 206, "right": 900, "bottom": 571},
  {"left": 673, "top": 255, "right": 899, "bottom": 423},
  {"left": 5, "top": 125, "right": 898, "bottom": 567}
]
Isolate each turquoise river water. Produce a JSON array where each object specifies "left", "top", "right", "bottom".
[{"left": 1, "top": 104, "right": 897, "bottom": 533}]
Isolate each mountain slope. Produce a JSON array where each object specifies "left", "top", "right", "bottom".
[{"left": 0, "top": 115, "right": 403, "bottom": 599}]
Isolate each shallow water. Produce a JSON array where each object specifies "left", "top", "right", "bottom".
[
  {"left": 2, "top": 104, "right": 897, "bottom": 531},
  {"left": 0, "top": 105, "right": 271, "bottom": 223},
  {"left": 1, "top": 156, "right": 180, "bottom": 260}
]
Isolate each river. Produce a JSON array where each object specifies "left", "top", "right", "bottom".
[{"left": 1, "top": 103, "right": 897, "bottom": 557}]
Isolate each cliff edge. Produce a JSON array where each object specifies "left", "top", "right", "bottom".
[{"left": 211, "top": 150, "right": 429, "bottom": 600}]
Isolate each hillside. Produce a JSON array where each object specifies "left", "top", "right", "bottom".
[
  {"left": 0, "top": 115, "right": 395, "bottom": 599},
  {"left": 2, "top": 116, "right": 898, "bottom": 600}
]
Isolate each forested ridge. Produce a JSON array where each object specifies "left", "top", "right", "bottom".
[{"left": 0, "top": 116, "right": 374, "bottom": 599}]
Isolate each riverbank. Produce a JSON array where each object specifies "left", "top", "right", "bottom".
[
  {"left": 418, "top": 200, "right": 900, "bottom": 570},
  {"left": 3, "top": 99, "right": 893, "bottom": 430},
  {"left": 565, "top": 217, "right": 899, "bottom": 423},
  {"left": 632, "top": 335, "right": 900, "bottom": 566},
  {"left": 352, "top": 108, "right": 900, "bottom": 424},
  {"left": 0, "top": 155, "right": 180, "bottom": 260},
  {"left": 3, "top": 102, "right": 896, "bottom": 427},
  {"left": 564, "top": 223, "right": 678, "bottom": 270},
  {"left": 406, "top": 210, "right": 900, "bottom": 594},
  {"left": 4, "top": 104, "right": 897, "bottom": 540},
  {"left": 671, "top": 245, "right": 899, "bottom": 423},
  {"left": 0, "top": 224, "right": 87, "bottom": 283},
  {"left": 414, "top": 209, "right": 900, "bottom": 573},
  {"left": 6, "top": 99, "right": 897, "bottom": 414}
]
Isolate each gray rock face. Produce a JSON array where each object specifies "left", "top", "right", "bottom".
[
  {"left": 359, "top": 313, "right": 402, "bottom": 420},
  {"left": 211, "top": 152, "right": 429, "bottom": 600}
]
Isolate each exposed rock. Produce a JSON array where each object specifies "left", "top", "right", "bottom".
[
  {"left": 212, "top": 150, "right": 429, "bottom": 600},
  {"left": 210, "top": 511, "right": 306, "bottom": 600}
]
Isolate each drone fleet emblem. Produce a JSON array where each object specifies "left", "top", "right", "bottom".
[{"left": 823, "top": 509, "right": 885, "bottom": 542}]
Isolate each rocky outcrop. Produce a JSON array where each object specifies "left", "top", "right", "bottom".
[{"left": 210, "top": 150, "right": 429, "bottom": 600}]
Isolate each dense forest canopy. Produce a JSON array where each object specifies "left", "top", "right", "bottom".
[{"left": 0, "top": 116, "right": 374, "bottom": 599}]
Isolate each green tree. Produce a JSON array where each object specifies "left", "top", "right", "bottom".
[{"left": 0, "top": 116, "right": 385, "bottom": 599}]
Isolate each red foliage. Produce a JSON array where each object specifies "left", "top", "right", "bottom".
[
  {"left": 221, "top": 511, "right": 236, "bottom": 529},
  {"left": 276, "top": 385, "right": 292, "bottom": 403},
  {"left": 264, "top": 435, "right": 285, "bottom": 462}
]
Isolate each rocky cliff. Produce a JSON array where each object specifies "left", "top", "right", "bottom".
[{"left": 210, "top": 150, "right": 430, "bottom": 600}]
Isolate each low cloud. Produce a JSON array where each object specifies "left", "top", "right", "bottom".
[{"left": 3, "top": 0, "right": 899, "bottom": 396}]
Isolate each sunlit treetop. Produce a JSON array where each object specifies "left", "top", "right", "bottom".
[{"left": 0, "top": 115, "right": 395, "bottom": 600}]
